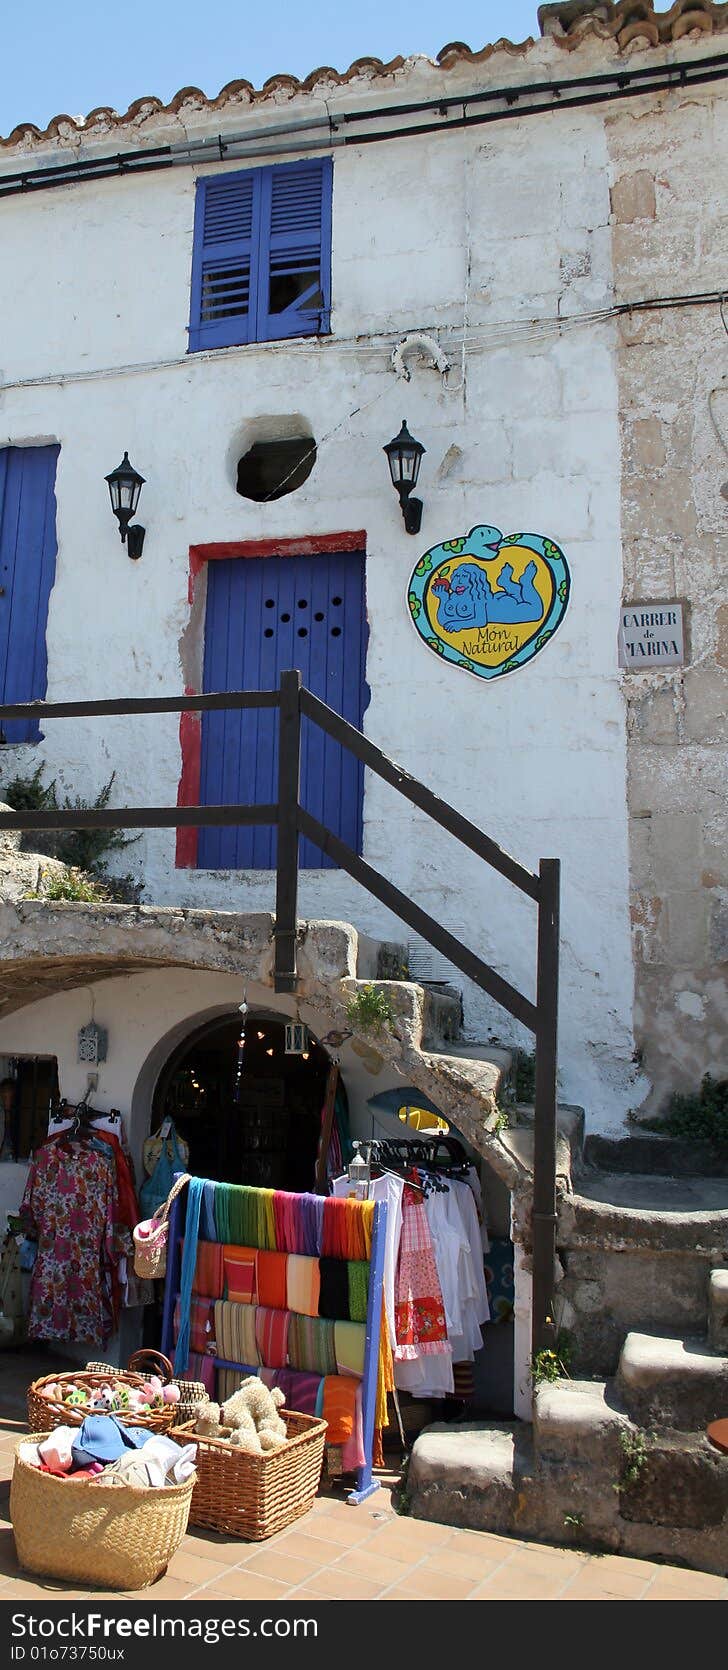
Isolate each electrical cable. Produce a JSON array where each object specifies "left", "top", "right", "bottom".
[{"left": 2, "top": 50, "right": 728, "bottom": 199}]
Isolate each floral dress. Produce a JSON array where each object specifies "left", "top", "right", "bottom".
[{"left": 20, "top": 1139, "right": 118, "bottom": 1344}]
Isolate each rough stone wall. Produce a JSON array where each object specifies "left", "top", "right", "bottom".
[{"left": 606, "top": 87, "right": 728, "bottom": 1110}]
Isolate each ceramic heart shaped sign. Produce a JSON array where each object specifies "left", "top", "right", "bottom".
[{"left": 408, "top": 523, "right": 571, "bottom": 680}]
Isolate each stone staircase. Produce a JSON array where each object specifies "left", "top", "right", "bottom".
[{"left": 406, "top": 1128, "right": 728, "bottom": 1574}]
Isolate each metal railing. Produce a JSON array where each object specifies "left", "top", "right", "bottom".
[{"left": 0, "top": 670, "right": 560, "bottom": 1353}]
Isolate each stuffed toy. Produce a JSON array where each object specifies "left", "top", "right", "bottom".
[
  {"left": 195, "top": 1401, "right": 226, "bottom": 1437},
  {"left": 222, "top": 1379, "right": 287, "bottom": 1446},
  {"left": 194, "top": 1378, "right": 288, "bottom": 1454}
]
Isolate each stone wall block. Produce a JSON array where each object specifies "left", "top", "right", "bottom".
[
  {"left": 627, "top": 689, "right": 680, "bottom": 745},
  {"left": 682, "top": 666, "right": 728, "bottom": 745},
  {"left": 716, "top": 604, "right": 728, "bottom": 671},
  {"left": 709, "top": 891, "right": 728, "bottom": 964},
  {"left": 610, "top": 171, "right": 656, "bottom": 224},
  {"left": 648, "top": 813, "right": 704, "bottom": 885},
  {"left": 664, "top": 890, "right": 711, "bottom": 969}
]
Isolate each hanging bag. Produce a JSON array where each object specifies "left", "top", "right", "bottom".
[
  {"left": 133, "top": 1172, "right": 190, "bottom": 1280},
  {"left": 139, "top": 1123, "right": 186, "bottom": 1220}
]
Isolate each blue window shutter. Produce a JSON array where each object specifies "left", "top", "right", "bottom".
[
  {"left": 257, "top": 158, "right": 332, "bottom": 342},
  {"left": 189, "top": 158, "right": 332, "bottom": 352},
  {"left": 0, "top": 445, "right": 60, "bottom": 744},
  {"left": 188, "top": 168, "right": 262, "bottom": 351}
]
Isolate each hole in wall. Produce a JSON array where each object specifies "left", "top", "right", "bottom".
[{"left": 236, "top": 436, "right": 316, "bottom": 502}]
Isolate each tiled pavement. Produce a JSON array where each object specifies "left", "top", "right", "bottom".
[{"left": 0, "top": 1355, "right": 726, "bottom": 1602}]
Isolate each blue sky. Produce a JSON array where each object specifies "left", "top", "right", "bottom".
[{"left": 1, "top": 1, "right": 542, "bottom": 136}]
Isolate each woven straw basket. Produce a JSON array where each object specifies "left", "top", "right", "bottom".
[
  {"left": 133, "top": 1172, "right": 190, "bottom": 1279},
  {"left": 10, "top": 1438, "right": 196, "bottom": 1590},
  {"left": 86, "top": 1350, "right": 209, "bottom": 1424},
  {"left": 177, "top": 1411, "right": 327, "bottom": 1540},
  {"left": 27, "top": 1370, "right": 177, "bottom": 1435}
]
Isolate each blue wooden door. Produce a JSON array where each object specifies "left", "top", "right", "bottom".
[
  {"left": 0, "top": 445, "right": 60, "bottom": 743},
  {"left": 198, "top": 549, "right": 368, "bottom": 869}
]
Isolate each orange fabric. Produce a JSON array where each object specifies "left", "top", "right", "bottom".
[
  {"left": 321, "top": 1197, "right": 372, "bottom": 1262},
  {"left": 223, "top": 1245, "right": 258, "bottom": 1304},
  {"left": 322, "top": 1374, "right": 357, "bottom": 1446},
  {"left": 256, "top": 1250, "right": 288, "bottom": 1311}
]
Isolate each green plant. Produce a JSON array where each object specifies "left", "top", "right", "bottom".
[
  {"left": 1, "top": 762, "right": 57, "bottom": 812},
  {"left": 563, "top": 1512, "right": 583, "bottom": 1530},
  {"left": 345, "top": 984, "right": 395, "bottom": 1033},
  {"left": 641, "top": 1074, "right": 728, "bottom": 1148},
  {"left": 531, "top": 1330, "right": 573, "bottom": 1386},
  {"left": 28, "top": 868, "right": 112, "bottom": 903},
  {"left": 492, "top": 1107, "right": 510, "bottom": 1134},
  {"left": 615, "top": 1428, "right": 649, "bottom": 1494},
  {"left": 3, "top": 765, "right": 142, "bottom": 901}
]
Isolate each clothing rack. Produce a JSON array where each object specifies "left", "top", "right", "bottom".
[
  {"left": 367, "top": 1134, "right": 471, "bottom": 1175},
  {"left": 160, "top": 1176, "right": 388, "bottom": 1506}
]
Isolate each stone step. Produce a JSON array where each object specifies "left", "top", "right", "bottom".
[
  {"left": 533, "top": 1377, "right": 632, "bottom": 1468},
  {"left": 583, "top": 1130, "right": 728, "bottom": 1179},
  {"left": 405, "top": 1414, "right": 728, "bottom": 1572},
  {"left": 708, "top": 1269, "right": 728, "bottom": 1353},
  {"left": 405, "top": 1420, "right": 534, "bottom": 1534},
  {"left": 618, "top": 1331, "right": 728, "bottom": 1428}
]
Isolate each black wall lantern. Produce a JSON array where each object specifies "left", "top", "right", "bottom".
[
  {"left": 383, "top": 419, "right": 425, "bottom": 535},
  {"left": 105, "top": 451, "right": 146, "bottom": 560}
]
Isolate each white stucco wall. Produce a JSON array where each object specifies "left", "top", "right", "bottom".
[
  {"left": 0, "top": 966, "right": 458, "bottom": 1161},
  {"left": 0, "top": 53, "right": 640, "bottom": 1130}
]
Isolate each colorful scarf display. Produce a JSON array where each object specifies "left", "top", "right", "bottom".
[
  {"left": 174, "top": 1296, "right": 214, "bottom": 1355},
  {"left": 322, "top": 1375, "right": 358, "bottom": 1446},
  {"left": 172, "top": 1178, "right": 388, "bottom": 1474},
  {"left": 286, "top": 1255, "right": 320, "bottom": 1318},
  {"left": 255, "top": 1305, "right": 290, "bottom": 1370},
  {"left": 256, "top": 1250, "right": 288, "bottom": 1310},
  {"left": 183, "top": 1352, "right": 216, "bottom": 1395},
  {"left": 214, "top": 1300, "right": 258, "bottom": 1368},
  {"left": 180, "top": 1238, "right": 224, "bottom": 1299},
  {"left": 223, "top": 1246, "right": 257, "bottom": 1305},
  {"left": 334, "top": 1320, "right": 366, "bottom": 1378},
  {"left": 321, "top": 1197, "right": 371, "bottom": 1261},
  {"left": 347, "top": 1260, "right": 369, "bottom": 1323},
  {"left": 288, "top": 1313, "right": 337, "bottom": 1377},
  {"left": 212, "top": 1183, "right": 309, "bottom": 1252},
  {"left": 263, "top": 1367, "right": 322, "bottom": 1416},
  {"left": 318, "top": 1257, "right": 350, "bottom": 1320}
]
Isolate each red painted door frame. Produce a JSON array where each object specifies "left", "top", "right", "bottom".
[{"left": 176, "top": 530, "right": 367, "bottom": 868}]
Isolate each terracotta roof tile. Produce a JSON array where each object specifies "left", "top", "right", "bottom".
[
  {"left": 2, "top": 9, "right": 727, "bottom": 152},
  {"left": 538, "top": 1, "right": 728, "bottom": 51}
]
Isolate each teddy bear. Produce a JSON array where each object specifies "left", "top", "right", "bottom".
[
  {"left": 194, "top": 1379, "right": 288, "bottom": 1454},
  {"left": 222, "top": 1379, "right": 287, "bottom": 1449}
]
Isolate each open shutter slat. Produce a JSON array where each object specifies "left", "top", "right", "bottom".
[
  {"left": 260, "top": 158, "right": 332, "bottom": 342},
  {"left": 189, "top": 157, "right": 331, "bottom": 351},
  {"left": 189, "top": 169, "right": 260, "bottom": 350}
]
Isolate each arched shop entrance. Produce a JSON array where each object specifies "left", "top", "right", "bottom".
[{"left": 150, "top": 1012, "right": 343, "bottom": 1192}]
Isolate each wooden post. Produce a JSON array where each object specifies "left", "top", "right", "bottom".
[
  {"left": 531, "top": 858, "right": 560, "bottom": 1358},
  {"left": 314, "top": 1062, "right": 340, "bottom": 1194},
  {"left": 274, "top": 670, "right": 301, "bottom": 994}
]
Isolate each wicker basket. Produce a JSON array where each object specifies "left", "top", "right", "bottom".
[
  {"left": 10, "top": 1437, "right": 196, "bottom": 1590},
  {"left": 86, "top": 1352, "right": 209, "bottom": 1424},
  {"left": 27, "top": 1371, "right": 177, "bottom": 1435},
  {"left": 179, "top": 1411, "right": 327, "bottom": 1540}
]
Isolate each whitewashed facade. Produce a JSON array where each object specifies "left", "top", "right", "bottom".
[{"left": 0, "top": 12, "right": 726, "bottom": 1138}]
